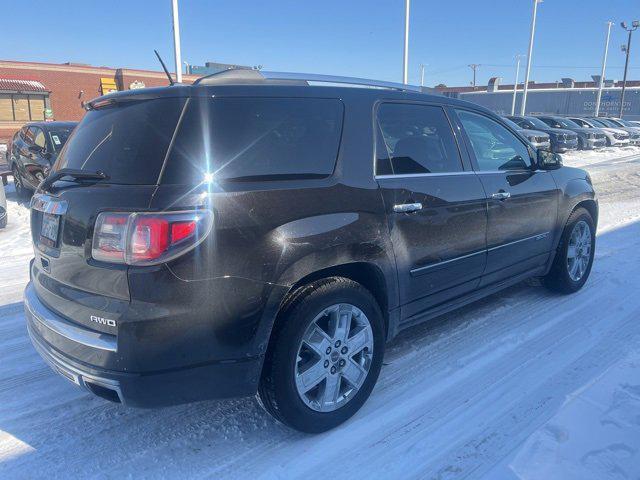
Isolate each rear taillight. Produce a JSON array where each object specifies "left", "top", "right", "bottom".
[{"left": 92, "top": 210, "right": 213, "bottom": 265}]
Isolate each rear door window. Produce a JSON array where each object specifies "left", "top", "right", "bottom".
[
  {"left": 375, "top": 103, "right": 463, "bottom": 176},
  {"left": 54, "top": 97, "right": 187, "bottom": 184},
  {"left": 162, "top": 97, "right": 344, "bottom": 184}
]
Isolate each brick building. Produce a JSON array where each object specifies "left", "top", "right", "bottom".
[{"left": 0, "top": 59, "right": 199, "bottom": 145}]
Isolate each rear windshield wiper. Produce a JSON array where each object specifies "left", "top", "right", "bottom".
[{"left": 39, "top": 168, "right": 109, "bottom": 192}]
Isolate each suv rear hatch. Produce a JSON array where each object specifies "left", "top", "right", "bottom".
[{"left": 30, "top": 96, "right": 187, "bottom": 335}]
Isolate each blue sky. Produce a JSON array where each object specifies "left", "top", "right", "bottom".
[{"left": 2, "top": 0, "right": 639, "bottom": 87}]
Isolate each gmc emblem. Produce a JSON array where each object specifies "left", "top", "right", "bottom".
[{"left": 90, "top": 315, "right": 117, "bottom": 327}]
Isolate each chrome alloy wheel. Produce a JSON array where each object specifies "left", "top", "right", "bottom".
[
  {"left": 567, "top": 220, "right": 592, "bottom": 282},
  {"left": 295, "top": 303, "right": 374, "bottom": 413}
]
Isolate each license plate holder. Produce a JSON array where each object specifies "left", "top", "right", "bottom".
[{"left": 40, "top": 213, "right": 60, "bottom": 247}]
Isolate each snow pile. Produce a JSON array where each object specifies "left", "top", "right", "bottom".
[{"left": 560, "top": 145, "right": 640, "bottom": 168}]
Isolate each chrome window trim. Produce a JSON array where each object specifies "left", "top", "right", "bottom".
[{"left": 375, "top": 171, "right": 478, "bottom": 180}]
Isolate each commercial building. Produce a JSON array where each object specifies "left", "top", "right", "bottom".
[
  {"left": 436, "top": 77, "right": 640, "bottom": 120},
  {"left": 0, "top": 60, "right": 200, "bottom": 145}
]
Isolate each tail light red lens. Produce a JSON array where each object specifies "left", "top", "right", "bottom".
[{"left": 92, "top": 210, "right": 213, "bottom": 265}]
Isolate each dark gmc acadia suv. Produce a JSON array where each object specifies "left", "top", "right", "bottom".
[{"left": 24, "top": 70, "right": 597, "bottom": 433}]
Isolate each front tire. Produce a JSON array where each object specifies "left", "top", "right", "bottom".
[
  {"left": 544, "top": 207, "right": 595, "bottom": 294},
  {"left": 258, "top": 277, "right": 385, "bottom": 433}
]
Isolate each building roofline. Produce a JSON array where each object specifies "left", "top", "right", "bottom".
[{"left": 0, "top": 59, "right": 199, "bottom": 81}]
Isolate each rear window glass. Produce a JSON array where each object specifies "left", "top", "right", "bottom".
[
  {"left": 54, "top": 98, "right": 186, "bottom": 184},
  {"left": 161, "top": 97, "right": 344, "bottom": 184}
]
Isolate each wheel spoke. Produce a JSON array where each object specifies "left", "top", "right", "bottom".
[
  {"left": 569, "top": 258, "right": 580, "bottom": 278},
  {"left": 341, "top": 359, "right": 367, "bottom": 388},
  {"left": 331, "top": 304, "right": 352, "bottom": 343},
  {"left": 567, "top": 245, "right": 577, "bottom": 259},
  {"left": 346, "top": 326, "right": 371, "bottom": 355},
  {"left": 321, "top": 374, "right": 341, "bottom": 409},
  {"left": 297, "top": 359, "right": 327, "bottom": 393},
  {"left": 303, "top": 325, "right": 332, "bottom": 357}
]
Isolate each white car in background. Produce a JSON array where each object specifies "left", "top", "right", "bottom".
[
  {"left": 604, "top": 118, "right": 640, "bottom": 144},
  {"left": 569, "top": 117, "right": 631, "bottom": 147},
  {"left": 0, "top": 180, "right": 6, "bottom": 229}
]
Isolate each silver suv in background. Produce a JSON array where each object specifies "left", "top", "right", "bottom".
[
  {"left": 599, "top": 118, "right": 640, "bottom": 145},
  {"left": 535, "top": 116, "right": 606, "bottom": 150},
  {"left": 569, "top": 117, "right": 631, "bottom": 147},
  {"left": 502, "top": 117, "right": 551, "bottom": 150}
]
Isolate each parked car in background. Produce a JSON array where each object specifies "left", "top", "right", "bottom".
[
  {"left": 580, "top": 118, "right": 631, "bottom": 147},
  {"left": 506, "top": 115, "right": 578, "bottom": 152},
  {"left": 502, "top": 117, "right": 551, "bottom": 150},
  {"left": 0, "top": 180, "right": 6, "bottom": 228},
  {"left": 534, "top": 116, "right": 606, "bottom": 150},
  {"left": 24, "top": 70, "right": 597, "bottom": 433},
  {"left": 8, "top": 121, "right": 77, "bottom": 196},
  {"left": 594, "top": 117, "right": 640, "bottom": 145}
]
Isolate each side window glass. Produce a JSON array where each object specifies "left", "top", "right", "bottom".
[
  {"left": 34, "top": 128, "right": 46, "bottom": 149},
  {"left": 457, "top": 110, "right": 532, "bottom": 171},
  {"left": 376, "top": 103, "right": 463, "bottom": 175}
]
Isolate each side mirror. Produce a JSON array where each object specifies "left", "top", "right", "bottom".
[{"left": 537, "top": 149, "right": 562, "bottom": 170}]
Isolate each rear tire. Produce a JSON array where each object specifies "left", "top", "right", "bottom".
[
  {"left": 544, "top": 207, "right": 595, "bottom": 294},
  {"left": 258, "top": 277, "right": 385, "bottom": 433}
]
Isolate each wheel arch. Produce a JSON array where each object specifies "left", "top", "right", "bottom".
[{"left": 278, "top": 262, "right": 391, "bottom": 340}]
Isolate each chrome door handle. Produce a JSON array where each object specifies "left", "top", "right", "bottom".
[
  {"left": 491, "top": 191, "right": 511, "bottom": 200},
  {"left": 393, "top": 203, "right": 423, "bottom": 213}
]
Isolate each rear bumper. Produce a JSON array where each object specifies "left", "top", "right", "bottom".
[{"left": 24, "top": 281, "right": 264, "bottom": 407}]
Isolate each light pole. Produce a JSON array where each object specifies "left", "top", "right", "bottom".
[
  {"left": 511, "top": 55, "right": 523, "bottom": 115},
  {"left": 520, "top": 0, "right": 542, "bottom": 116},
  {"left": 595, "top": 21, "right": 613, "bottom": 117},
  {"left": 420, "top": 64, "right": 427, "bottom": 87},
  {"left": 402, "top": 0, "right": 410, "bottom": 84},
  {"left": 468, "top": 64, "right": 480, "bottom": 89},
  {"left": 619, "top": 21, "right": 639, "bottom": 118},
  {"left": 171, "top": 0, "right": 183, "bottom": 83}
]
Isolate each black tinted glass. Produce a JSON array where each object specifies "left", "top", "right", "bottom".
[
  {"left": 376, "top": 103, "right": 462, "bottom": 175},
  {"left": 54, "top": 98, "right": 186, "bottom": 184},
  {"left": 162, "top": 97, "right": 344, "bottom": 184}
]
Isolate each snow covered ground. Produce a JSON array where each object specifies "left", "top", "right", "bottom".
[{"left": 1, "top": 151, "right": 640, "bottom": 479}]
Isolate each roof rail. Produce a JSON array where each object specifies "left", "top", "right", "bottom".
[{"left": 194, "top": 68, "right": 423, "bottom": 92}]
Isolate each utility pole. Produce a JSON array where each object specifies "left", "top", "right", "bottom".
[
  {"left": 520, "top": 0, "right": 542, "bottom": 116},
  {"left": 619, "top": 21, "right": 639, "bottom": 118},
  {"left": 595, "top": 21, "right": 613, "bottom": 117},
  {"left": 511, "top": 55, "right": 523, "bottom": 115},
  {"left": 403, "top": 0, "right": 410, "bottom": 84},
  {"left": 420, "top": 64, "right": 427, "bottom": 87},
  {"left": 468, "top": 64, "right": 480, "bottom": 89},
  {"left": 171, "top": 0, "right": 183, "bottom": 83}
]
